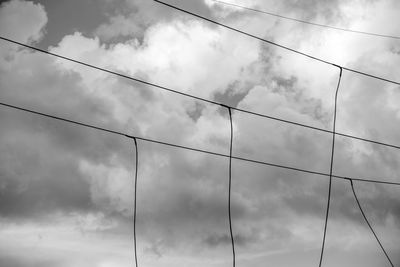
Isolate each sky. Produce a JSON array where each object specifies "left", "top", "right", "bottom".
[{"left": 0, "top": 0, "right": 400, "bottom": 266}]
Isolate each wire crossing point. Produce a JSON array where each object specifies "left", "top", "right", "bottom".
[
  {"left": 1, "top": 36, "right": 400, "bottom": 152},
  {"left": 153, "top": 0, "right": 400, "bottom": 86},
  {"left": 1, "top": 101, "right": 400, "bottom": 186}
]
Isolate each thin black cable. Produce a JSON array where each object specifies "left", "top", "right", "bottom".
[
  {"left": 210, "top": 0, "right": 400, "bottom": 40},
  {"left": 153, "top": 0, "right": 335, "bottom": 67},
  {"left": 3, "top": 37, "right": 400, "bottom": 153},
  {"left": 234, "top": 106, "right": 332, "bottom": 134},
  {"left": 1, "top": 101, "right": 400, "bottom": 186},
  {"left": 342, "top": 67, "right": 400, "bottom": 86},
  {"left": 0, "top": 102, "right": 126, "bottom": 137},
  {"left": 349, "top": 177, "right": 400, "bottom": 186},
  {"left": 0, "top": 36, "right": 329, "bottom": 134},
  {"left": 348, "top": 179, "right": 394, "bottom": 267},
  {"left": 335, "top": 132, "right": 400, "bottom": 151},
  {"left": 319, "top": 67, "right": 342, "bottom": 267},
  {"left": 152, "top": 0, "right": 400, "bottom": 86},
  {"left": 0, "top": 37, "right": 221, "bottom": 108},
  {"left": 226, "top": 106, "right": 236, "bottom": 267},
  {"left": 133, "top": 138, "right": 139, "bottom": 267}
]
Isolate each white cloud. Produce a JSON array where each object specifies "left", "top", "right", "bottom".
[
  {"left": 1, "top": 0, "right": 400, "bottom": 266},
  {"left": 0, "top": 0, "right": 47, "bottom": 44}
]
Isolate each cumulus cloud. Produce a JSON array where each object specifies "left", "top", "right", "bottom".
[
  {"left": 94, "top": 0, "right": 215, "bottom": 42},
  {"left": 0, "top": 0, "right": 399, "bottom": 266},
  {"left": 0, "top": 0, "right": 47, "bottom": 44}
]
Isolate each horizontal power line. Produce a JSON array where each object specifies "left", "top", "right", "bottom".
[
  {"left": 1, "top": 101, "right": 400, "bottom": 186},
  {"left": 153, "top": 0, "right": 400, "bottom": 86},
  {"left": 0, "top": 36, "right": 327, "bottom": 134},
  {"left": 210, "top": 0, "right": 400, "bottom": 40},
  {"left": 1, "top": 36, "right": 400, "bottom": 153}
]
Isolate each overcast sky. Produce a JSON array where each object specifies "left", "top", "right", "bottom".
[{"left": 0, "top": 0, "right": 400, "bottom": 266}]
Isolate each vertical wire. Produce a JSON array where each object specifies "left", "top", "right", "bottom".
[
  {"left": 226, "top": 106, "right": 236, "bottom": 267},
  {"left": 133, "top": 138, "right": 139, "bottom": 267},
  {"left": 318, "top": 67, "right": 343, "bottom": 267},
  {"left": 349, "top": 179, "right": 394, "bottom": 267}
]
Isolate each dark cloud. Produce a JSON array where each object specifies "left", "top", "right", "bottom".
[
  {"left": 282, "top": 183, "right": 328, "bottom": 217},
  {"left": 0, "top": 42, "right": 137, "bottom": 220},
  {"left": 0, "top": 154, "right": 92, "bottom": 218},
  {"left": 1, "top": 0, "right": 400, "bottom": 266},
  {"left": 186, "top": 101, "right": 205, "bottom": 122},
  {"left": 213, "top": 80, "right": 253, "bottom": 108}
]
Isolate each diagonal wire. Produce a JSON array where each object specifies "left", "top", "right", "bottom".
[
  {"left": 0, "top": 36, "right": 331, "bottom": 134},
  {"left": 225, "top": 106, "right": 236, "bottom": 267},
  {"left": 1, "top": 101, "right": 400, "bottom": 186},
  {"left": 1, "top": 5, "right": 398, "bottom": 266},
  {"left": 318, "top": 67, "right": 342, "bottom": 267},
  {"left": 133, "top": 138, "right": 139, "bottom": 267},
  {"left": 348, "top": 179, "right": 394, "bottom": 267},
  {"left": 3, "top": 36, "right": 400, "bottom": 153},
  {"left": 152, "top": 0, "right": 400, "bottom": 86},
  {"left": 209, "top": 0, "right": 400, "bottom": 40},
  {"left": 153, "top": 0, "right": 335, "bottom": 67}
]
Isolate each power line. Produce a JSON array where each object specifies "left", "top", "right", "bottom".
[
  {"left": 3, "top": 100, "right": 398, "bottom": 266},
  {"left": 1, "top": 33, "right": 400, "bottom": 191},
  {"left": 154, "top": 0, "right": 336, "bottom": 67},
  {"left": 349, "top": 179, "right": 394, "bottom": 267},
  {"left": 1, "top": 37, "right": 400, "bottom": 154},
  {"left": 335, "top": 132, "right": 400, "bottom": 151},
  {"left": 0, "top": 6, "right": 397, "bottom": 265},
  {"left": 1, "top": 101, "right": 400, "bottom": 187},
  {"left": 319, "top": 67, "right": 342, "bottom": 267},
  {"left": 133, "top": 138, "right": 139, "bottom": 267},
  {"left": 210, "top": 0, "right": 400, "bottom": 40},
  {"left": 152, "top": 0, "right": 400, "bottom": 86},
  {"left": 0, "top": 35, "right": 330, "bottom": 134},
  {"left": 226, "top": 107, "right": 236, "bottom": 267}
]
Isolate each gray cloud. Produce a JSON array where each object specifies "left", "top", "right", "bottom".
[
  {"left": 94, "top": 0, "right": 216, "bottom": 43},
  {"left": 1, "top": 0, "right": 400, "bottom": 266}
]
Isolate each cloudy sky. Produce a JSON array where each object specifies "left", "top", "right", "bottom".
[{"left": 1, "top": 0, "right": 400, "bottom": 266}]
